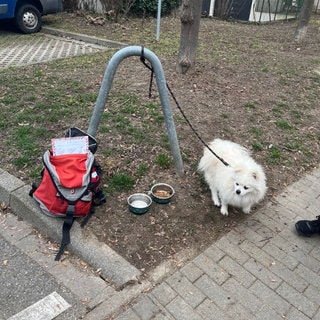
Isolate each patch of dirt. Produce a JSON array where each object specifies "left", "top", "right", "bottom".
[{"left": 3, "top": 12, "right": 320, "bottom": 275}]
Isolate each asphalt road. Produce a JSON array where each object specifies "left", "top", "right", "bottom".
[{"left": 0, "top": 236, "right": 85, "bottom": 320}]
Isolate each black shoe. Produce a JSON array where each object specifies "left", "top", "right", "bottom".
[{"left": 295, "top": 216, "right": 320, "bottom": 236}]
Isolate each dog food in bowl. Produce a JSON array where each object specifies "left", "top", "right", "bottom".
[{"left": 150, "top": 183, "right": 175, "bottom": 204}]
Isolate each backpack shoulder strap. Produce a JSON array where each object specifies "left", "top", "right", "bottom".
[{"left": 55, "top": 203, "right": 75, "bottom": 261}]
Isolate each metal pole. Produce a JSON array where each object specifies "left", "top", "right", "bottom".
[
  {"left": 156, "top": 0, "right": 161, "bottom": 41},
  {"left": 87, "top": 46, "right": 184, "bottom": 176},
  {"left": 209, "top": 0, "right": 215, "bottom": 16}
]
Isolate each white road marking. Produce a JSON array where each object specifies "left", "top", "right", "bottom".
[{"left": 8, "top": 291, "right": 71, "bottom": 320}]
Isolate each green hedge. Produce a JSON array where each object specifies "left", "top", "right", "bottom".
[{"left": 129, "top": 0, "right": 181, "bottom": 17}]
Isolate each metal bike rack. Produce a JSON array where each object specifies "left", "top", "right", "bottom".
[{"left": 87, "top": 46, "right": 184, "bottom": 176}]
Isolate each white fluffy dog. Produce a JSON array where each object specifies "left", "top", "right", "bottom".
[{"left": 198, "top": 138, "right": 267, "bottom": 216}]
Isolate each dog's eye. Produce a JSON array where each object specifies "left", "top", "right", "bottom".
[
  {"left": 236, "top": 183, "right": 239, "bottom": 186},
  {"left": 244, "top": 186, "right": 249, "bottom": 190}
]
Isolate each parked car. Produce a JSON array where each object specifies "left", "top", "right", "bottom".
[{"left": 0, "top": 0, "right": 62, "bottom": 34}]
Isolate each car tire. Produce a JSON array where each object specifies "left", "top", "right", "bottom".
[{"left": 15, "top": 4, "right": 42, "bottom": 34}]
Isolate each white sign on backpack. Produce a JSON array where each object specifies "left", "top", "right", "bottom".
[{"left": 51, "top": 136, "right": 89, "bottom": 156}]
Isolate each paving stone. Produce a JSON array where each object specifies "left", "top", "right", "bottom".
[
  {"left": 225, "top": 302, "right": 256, "bottom": 320},
  {"left": 218, "top": 255, "right": 256, "bottom": 288},
  {"left": 276, "top": 282, "right": 318, "bottom": 318},
  {"left": 87, "top": 286, "right": 117, "bottom": 310},
  {"left": 252, "top": 210, "right": 287, "bottom": 233},
  {"left": 193, "top": 254, "right": 230, "bottom": 285},
  {"left": 249, "top": 280, "right": 291, "bottom": 315},
  {"left": 243, "top": 258, "right": 282, "bottom": 290},
  {"left": 114, "top": 309, "right": 140, "bottom": 320},
  {"left": 270, "top": 233, "right": 320, "bottom": 273},
  {"left": 262, "top": 241, "right": 299, "bottom": 271},
  {"left": 152, "top": 312, "right": 175, "bottom": 320},
  {"left": 233, "top": 224, "right": 266, "bottom": 248},
  {"left": 180, "top": 262, "right": 204, "bottom": 283},
  {"left": 133, "top": 296, "right": 162, "bottom": 320},
  {"left": 151, "top": 282, "right": 177, "bottom": 306},
  {"left": 251, "top": 224, "right": 276, "bottom": 244},
  {"left": 302, "top": 284, "right": 320, "bottom": 306},
  {"left": 254, "top": 304, "right": 286, "bottom": 320},
  {"left": 0, "top": 33, "right": 107, "bottom": 69},
  {"left": 284, "top": 195, "right": 316, "bottom": 213},
  {"left": 294, "top": 263, "right": 320, "bottom": 289},
  {"left": 221, "top": 278, "right": 262, "bottom": 314},
  {"left": 279, "top": 226, "right": 320, "bottom": 254},
  {"left": 166, "top": 296, "right": 203, "bottom": 320},
  {"left": 214, "top": 237, "right": 249, "bottom": 264},
  {"left": 284, "top": 306, "right": 311, "bottom": 320},
  {"left": 224, "top": 228, "right": 247, "bottom": 246},
  {"left": 309, "top": 245, "right": 320, "bottom": 262},
  {"left": 165, "top": 272, "right": 206, "bottom": 308},
  {"left": 202, "top": 243, "right": 225, "bottom": 262},
  {"left": 84, "top": 281, "right": 151, "bottom": 320},
  {"left": 313, "top": 309, "right": 320, "bottom": 320},
  {"left": 274, "top": 188, "right": 306, "bottom": 210},
  {"left": 263, "top": 204, "right": 297, "bottom": 226},
  {"left": 266, "top": 262, "right": 308, "bottom": 293},
  {"left": 196, "top": 298, "right": 232, "bottom": 320},
  {"left": 194, "top": 274, "right": 235, "bottom": 310},
  {"left": 239, "top": 239, "right": 308, "bottom": 292}
]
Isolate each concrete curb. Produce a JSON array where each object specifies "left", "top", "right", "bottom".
[
  {"left": 0, "top": 168, "right": 141, "bottom": 289},
  {"left": 42, "top": 27, "right": 127, "bottom": 49}
]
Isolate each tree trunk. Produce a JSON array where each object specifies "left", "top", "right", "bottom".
[
  {"left": 177, "top": 0, "right": 203, "bottom": 74},
  {"left": 293, "top": 0, "right": 314, "bottom": 43}
]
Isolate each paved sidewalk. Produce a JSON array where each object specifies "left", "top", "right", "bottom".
[
  {"left": 0, "top": 28, "right": 125, "bottom": 70},
  {"left": 102, "top": 167, "right": 320, "bottom": 320}
]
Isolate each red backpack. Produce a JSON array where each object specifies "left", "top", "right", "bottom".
[{"left": 30, "top": 128, "right": 106, "bottom": 260}]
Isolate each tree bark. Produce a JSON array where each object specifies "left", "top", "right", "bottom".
[
  {"left": 177, "top": 0, "right": 203, "bottom": 74},
  {"left": 293, "top": 0, "right": 314, "bottom": 43}
]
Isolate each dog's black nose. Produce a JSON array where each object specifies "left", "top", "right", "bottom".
[{"left": 236, "top": 190, "right": 241, "bottom": 195}]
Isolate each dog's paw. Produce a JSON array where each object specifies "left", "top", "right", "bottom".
[
  {"left": 243, "top": 207, "right": 252, "bottom": 214},
  {"left": 212, "top": 195, "right": 220, "bottom": 207},
  {"left": 220, "top": 206, "right": 229, "bottom": 216}
]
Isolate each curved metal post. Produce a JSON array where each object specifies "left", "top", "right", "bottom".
[{"left": 87, "top": 46, "right": 184, "bottom": 176}]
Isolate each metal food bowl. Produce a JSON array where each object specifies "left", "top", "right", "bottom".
[
  {"left": 150, "top": 183, "right": 175, "bottom": 204},
  {"left": 127, "top": 193, "right": 152, "bottom": 215}
]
